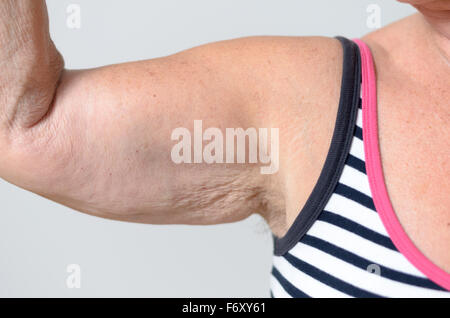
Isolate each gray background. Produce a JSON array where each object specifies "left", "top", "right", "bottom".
[{"left": 0, "top": 0, "right": 415, "bottom": 297}]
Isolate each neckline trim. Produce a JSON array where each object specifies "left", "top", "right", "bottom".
[
  {"left": 354, "top": 38, "right": 450, "bottom": 291},
  {"left": 273, "top": 36, "right": 361, "bottom": 256}
]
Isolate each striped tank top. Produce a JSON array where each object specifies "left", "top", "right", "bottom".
[{"left": 270, "top": 36, "right": 450, "bottom": 298}]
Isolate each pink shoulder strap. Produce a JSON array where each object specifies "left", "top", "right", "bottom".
[{"left": 353, "top": 38, "right": 450, "bottom": 291}]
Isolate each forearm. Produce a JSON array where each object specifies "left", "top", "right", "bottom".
[{"left": 0, "top": 0, "right": 63, "bottom": 132}]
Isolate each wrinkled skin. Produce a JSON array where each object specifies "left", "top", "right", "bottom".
[{"left": 0, "top": 1, "right": 449, "bottom": 272}]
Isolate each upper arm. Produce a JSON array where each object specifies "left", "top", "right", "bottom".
[{"left": 1, "top": 35, "right": 343, "bottom": 227}]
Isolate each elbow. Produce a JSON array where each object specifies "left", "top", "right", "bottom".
[{"left": 1, "top": 41, "right": 64, "bottom": 133}]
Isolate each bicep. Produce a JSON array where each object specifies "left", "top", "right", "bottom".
[{"left": 7, "top": 36, "right": 288, "bottom": 224}]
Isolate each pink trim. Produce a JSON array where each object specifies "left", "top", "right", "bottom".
[{"left": 353, "top": 38, "right": 450, "bottom": 291}]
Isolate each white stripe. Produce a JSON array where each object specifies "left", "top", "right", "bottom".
[
  {"left": 349, "top": 136, "right": 365, "bottom": 161},
  {"left": 289, "top": 242, "right": 450, "bottom": 298},
  {"left": 273, "top": 256, "right": 351, "bottom": 298},
  {"left": 324, "top": 193, "right": 388, "bottom": 236},
  {"left": 339, "top": 164, "right": 372, "bottom": 197},
  {"left": 307, "top": 220, "right": 426, "bottom": 277},
  {"left": 356, "top": 108, "right": 363, "bottom": 128},
  {"left": 270, "top": 275, "right": 292, "bottom": 298}
]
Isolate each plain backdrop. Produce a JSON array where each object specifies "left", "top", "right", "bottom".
[{"left": 0, "top": 0, "right": 415, "bottom": 297}]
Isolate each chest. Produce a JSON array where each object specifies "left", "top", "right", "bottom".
[{"left": 376, "top": 76, "right": 450, "bottom": 272}]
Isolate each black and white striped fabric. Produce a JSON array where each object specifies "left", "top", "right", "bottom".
[{"left": 269, "top": 37, "right": 450, "bottom": 298}]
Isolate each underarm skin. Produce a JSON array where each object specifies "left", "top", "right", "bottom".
[{"left": 0, "top": 1, "right": 339, "bottom": 231}]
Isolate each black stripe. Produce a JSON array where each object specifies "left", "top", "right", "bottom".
[
  {"left": 345, "top": 154, "right": 366, "bottom": 174},
  {"left": 334, "top": 182, "right": 376, "bottom": 211},
  {"left": 271, "top": 267, "right": 310, "bottom": 298},
  {"left": 318, "top": 211, "right": 397, "bottom": 250},
  {"left": 301, "top": 235, "right": 447, "bottom": 291},
  {"left": 283, "top": 253, "right": 382, "bottom": 298},
  {"left": 273, "top": 36, "right": 362, "bottom": 256},
  {"left": 354, "top": 125, "right": 363, "bottom": 140},
  {"left": 358, "top": 96, "right": 362, "bottom": 109}
]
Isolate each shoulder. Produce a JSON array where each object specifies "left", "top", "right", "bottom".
[{"left": 177, "top": 35, "right": 343, "bottom": 100}]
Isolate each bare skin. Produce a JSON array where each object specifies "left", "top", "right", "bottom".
[
  {"left": 0, "top": 0, "right": 448, "bottom": 273},
  {"left": 362, "top": 12, "right": 450, "bottom": 273}
]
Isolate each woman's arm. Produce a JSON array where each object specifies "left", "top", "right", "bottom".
[{"left": 0, "top": 1, "right": 341, "bottom": 227}]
